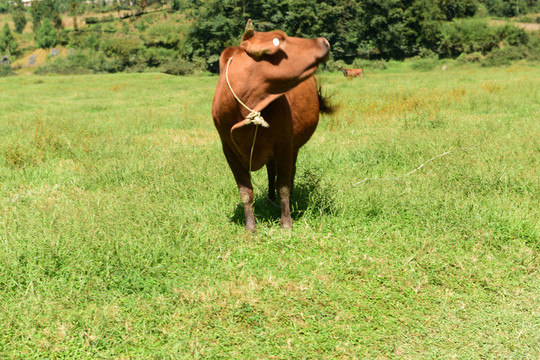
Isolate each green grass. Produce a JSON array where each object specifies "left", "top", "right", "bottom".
[{"left": 0, "top": 64, "right": 539, "bottom": 358}]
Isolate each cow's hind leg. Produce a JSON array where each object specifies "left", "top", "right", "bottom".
[
  {"left": 290, "top": 150, "right": 299, "bottom": 197},
  {"left": 222, "top": 144, "right": 256, "bottom": 232},
  {"left": 266, "top": 159, "right": 276, "bottom": 201},
  {"left": 274, "top": 149, "right": 293, "bottom": 230}
]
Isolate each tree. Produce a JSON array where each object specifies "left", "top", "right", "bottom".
[
  {"left": 171, "top": 0, "right": 182, "bottom": 11},
  {"left": 31, "top": 0, "right": 62, "bottom": 31},
  {"left": 184, "top": 0, "right": 244, "bottom": 72},
  {"left": 0, "top": 23, "right": 18, "bottom": 55},
  {"left": 0, "top": 0, "right": 9, "bottom": 14},
  {"left": 182, "top": 0, "right": 486, "bottom": 69},
  {"left": 68, "top": 0, "right": 84, "bottom": 32},
  {"left": 11, "top": 0, "right": 27, "bottom": 33},
  {"left": 438, "top": 0, "right": 477, "bottom": 20}
]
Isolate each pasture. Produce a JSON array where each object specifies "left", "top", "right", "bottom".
[{"left": 0, "top": 63, "right": 538, "bottom": 358}]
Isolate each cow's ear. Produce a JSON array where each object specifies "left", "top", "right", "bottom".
[
  {"left": 240, "top": 20, "right": 283, "bottom": 58},
  {"left": 241, "top": 37, "right": 280, "bottom": 58}
]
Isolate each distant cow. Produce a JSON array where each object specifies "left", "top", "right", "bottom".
[
  {"left": 211, "top": 20, "right": 331, "bottom": 232},
  {"left": 342, "top": 68, "right": 364, "bottom": 78}
]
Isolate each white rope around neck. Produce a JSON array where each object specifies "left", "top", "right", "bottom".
[{"left": 225, "top": 56, "right": 270, "bottom": 128}]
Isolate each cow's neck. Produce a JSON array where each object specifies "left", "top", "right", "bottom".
[{"left": 226, "top": 54, "right": 286, "bottom": 118}]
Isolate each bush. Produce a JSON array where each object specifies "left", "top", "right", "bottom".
[
  {"left": 69, "top": 30, "right": 101, "bottom": 50},
  {"left": 353, "top": 59, "right": 388, "bottom": 70},
  {"left": 438, "top": 19, "right": 498, "bottom": 58},
  {"left": 322, "top": 58, "right": 388, "bottom": 73},
  {"left": 496, "top": 25, "right": 528, "bottom": 47},
  {"left": 320, "top": 59, "right": 346, "bottom": 72},
  {"left": 35, "top": 49, "right": 125, "bottom": 74},
  {"left": 0, "top": 64, "right": 13, "bottom": 76},
  {"left": 85, "top": 15, "right": 114, "bottom": 24},
  {"left": 100, "top": 35, "right": 142, "bottom": 67},
  {"left": 56, "top": 29, "right": 70, "bottom": 46},
  {"left": 437, "top": 19, "right": 533, "bottom": 59},
  {"left": 481, "top": 45, "right": 533, "bottom": 67},
  {"left": 410, "top": 58, "right": 440, "bottom": 71},
  {"left": 457, "top": 52, "right": 484, "bottom": 63},
  {"left": 134, "top": 19, "right": 148, "bottom": 32},
  {"left": 144, "top": 23, "right": 182, "bottom": 49},
  {"left": 0, "top": 0, "right": 8, "bottom": 13},
  {"left": 35, "top": 21, "right": 57, "bottom": 48},
  {"left": 84, "top": 17, "right": 99, "bottom": 24},
  {"left": 159, "top": 58, "right": 196, "bottom": 76},
  {"left": 35, "top": 56, "right": 93, "bottom": 75},
  {"left": 142, "top": 47, "right": 177, "bottom": 67}
]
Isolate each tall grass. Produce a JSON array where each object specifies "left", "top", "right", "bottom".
[{"left": 0, "top": 64, "right": 538, "bottom": 358}]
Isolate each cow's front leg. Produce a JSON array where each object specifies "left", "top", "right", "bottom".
[
  {"left": 222, "top": 144, "right": 256, "bottom": 232},
  {"left": 238, "top": 184, "right": 256, "bottom": 232}
]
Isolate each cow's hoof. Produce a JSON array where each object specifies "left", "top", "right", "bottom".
[{"left": 281, "top": 222, "right": 292, "bottom": 231}]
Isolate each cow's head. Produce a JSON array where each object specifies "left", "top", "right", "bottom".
[{"left": 238, "top": 20, "right": 330, "bottom": 93}]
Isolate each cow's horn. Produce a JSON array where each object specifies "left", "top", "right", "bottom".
[{"left": 244, "top": 19, "right": 254, "bottom": 38}]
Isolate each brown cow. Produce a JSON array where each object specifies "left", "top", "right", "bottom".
[
  {"left": 342, "top": 68, "right": 364, "bottom": 78},
  {"left": 211, "top": 20, "right": 330, "bottom": 232}
]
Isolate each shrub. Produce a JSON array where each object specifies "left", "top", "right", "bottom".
[
  {"left": 0, "top": 0, "right": 8, "bottom": 13},
  {"left": 100, "top": 35, "right": 142, "bottom": 66},
  {"left": 56, "top": 29, "right": 70, "bottom": 45},
  {"left": 159, "top": 58, "right": 196, "bottom": 76},
  {"left": 322, "top": 58, "right": 388, "bottom": 73},
  {"left": 85, "top": 15, "right": 114, "bottom": 24},
  {"left": 410, "top": 58, "right": 440, "bottom": 71},
  {"left": 35, "top": 21, "right": 57, "bottom": 48},
  {"left": 126, "top": 60, "right": 147, "bottom": 73},
  {"left": 320, "top": 59, "right": 346, "bottom": 72},
  {"left": 142, "top": 47, "right": 177, "bottom": 67},
  {"left": 144, "top": 23, "right": 182, "bottom": 49},
  {"left": 134, "top": 19, "right": 148, "bottom": 32},
  {"left": 0, "top": 64, "right": 13, "bottom": 76},
  {"left": 35, "top": 56, "right": 93, "bottom": 75},
  {"left": 438, "top": 19, "right": 498, "bottom": 58},
  {"left": 496, "top": 24, "right": 528, "bottom": 46},
  {"left": 85, "top": 16, "right": 99, "bottom": 24},
  {"left": 481, "top": 45, "right": 530, "bottom": 67},
  {"left": 457, "top": 52, "right": 484, "bottom": 63},
  {"left": 69, "top": 30, "right": 101, "bottom": 50},
  {"left": 35, "top": 49, "right": 128, "bottom": 74},
  {"left": 353, "top": 59, "right": 388, "bottom": 70},
  {"left": 437, "top": 19, "right": 533, "bottom": 59}
]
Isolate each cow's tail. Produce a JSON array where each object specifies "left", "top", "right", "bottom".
[{"left": 317, "top": 81, "right": 336, "bottom": 115}]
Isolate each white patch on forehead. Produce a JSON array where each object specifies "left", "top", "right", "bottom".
[{"left": 273, "top": 38, "right": 280, "bottom": 47}]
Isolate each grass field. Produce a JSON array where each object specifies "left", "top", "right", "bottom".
[{"left": 0, "top": 63, "right": 539, "bottom": 358}]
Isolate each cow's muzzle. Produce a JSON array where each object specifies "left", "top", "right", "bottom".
[{"left": 318, "top": 37, "right": 331, "bottom": 62}]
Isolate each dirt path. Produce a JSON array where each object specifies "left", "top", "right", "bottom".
[{"left": 490, "top": 19, "right": 540, "bottom": 31}]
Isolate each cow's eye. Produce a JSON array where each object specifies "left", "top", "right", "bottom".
[{"left": 273, "top": 38, "right": 280, "bottom": 47}]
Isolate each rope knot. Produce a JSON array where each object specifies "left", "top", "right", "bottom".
[{"left": 245, "top": 110, "right": 270, "bottom": 128}]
